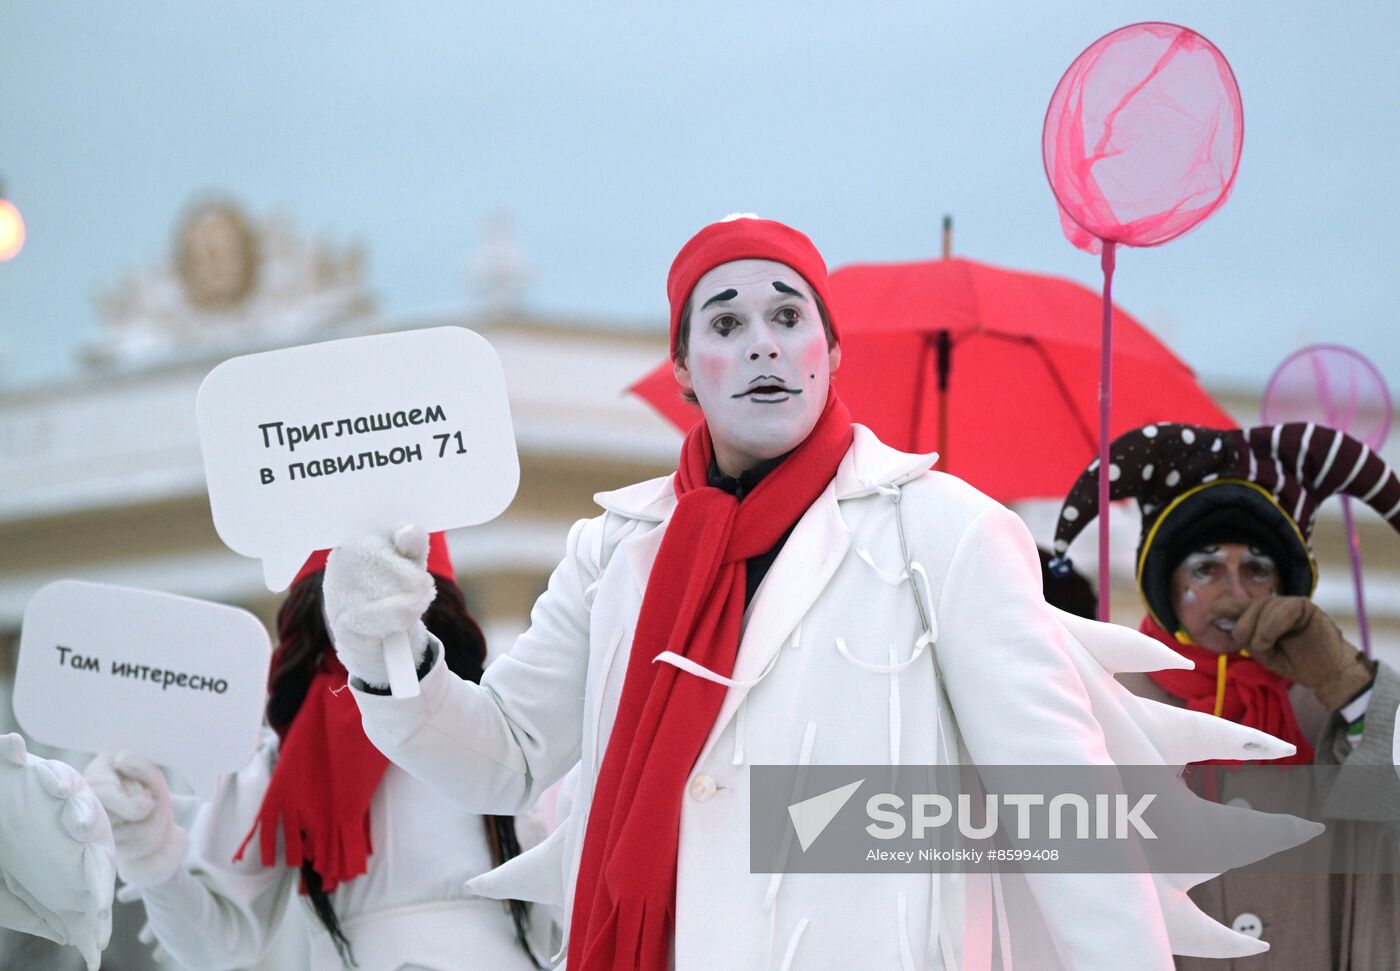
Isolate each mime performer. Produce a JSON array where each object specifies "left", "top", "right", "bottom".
[{"left": 323, "top": 215, "right": 1304, "bottom": 970}]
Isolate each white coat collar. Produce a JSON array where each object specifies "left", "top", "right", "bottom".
[{"left": 591, "top": 424, "right": 938, "bottom": 521}]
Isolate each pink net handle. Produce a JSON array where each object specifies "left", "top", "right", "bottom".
[{"left": 1044, "top": 22, "right": 1244, "bottom": 253}]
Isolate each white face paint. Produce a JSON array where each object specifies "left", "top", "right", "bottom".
[
  {"left": 1169, "top": 543, "right": 1281, "bottom": 654},
  {"left": 673, "top": 259, "right": 841, "bottom": 476}
]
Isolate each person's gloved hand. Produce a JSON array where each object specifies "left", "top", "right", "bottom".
[
  {"left": 0, "top": 733, "right": 115, "bottom": 971},
  {"left": 323, "top": 524, "right": 435, "bottom": 688},
  {"left": 1211, "top": 596, "right": 1377, "bottom": 710},
  {"left": 82, "top": 752, "right": 188, "bottom": 887}
]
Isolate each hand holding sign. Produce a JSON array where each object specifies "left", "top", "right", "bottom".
[
  {"left": 82, "top": 752, "right": 189, "bottom": 887},
  {"left": 322, "top": 526, "right": 438, "bottom": 689},
  {"left": 196, "top": 326, "right": 520, "bottom": 697},
  {"left": 15, "top": 581, "right": 271, "bottom": 799}
]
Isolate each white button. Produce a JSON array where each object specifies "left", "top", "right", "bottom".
[
  {"left": 1231, "top": 912, "right": 1263, "bottom": 939},
  {"left": 689, "top": 774, "right": 717, "bottom": 802},
  {"left": 1226, "top": 797, "right": 1252, "bottom": 810}
]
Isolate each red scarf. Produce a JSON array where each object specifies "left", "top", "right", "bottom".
[
  {"left": 568, "top": 394, "right": 853, "bottom": 970},
  {"left": 1141, "top": 615, "right": 1313, "bottom": 765},
  {"left": 235, "top": 651, "right": 390, "bottom": 891}
]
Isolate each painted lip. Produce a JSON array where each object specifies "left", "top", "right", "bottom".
[{"left": 731, "top": 376, "right": 803, "bottom": 399}]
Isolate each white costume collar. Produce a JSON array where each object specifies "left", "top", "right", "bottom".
[{"left": 593, "top": 424, "right": 938, "bottom": 522}]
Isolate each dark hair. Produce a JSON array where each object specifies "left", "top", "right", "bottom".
[
  {"left": 266, "top": 571, "right": 540, "bottom": 968},
  {"left": 1037, "top": 547, "right": 1097, "bottom": 620},
  {"left": 672, "top": 288, "right": 837, "bottom": 404}
]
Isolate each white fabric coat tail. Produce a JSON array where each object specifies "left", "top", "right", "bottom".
[{"left": 356, "top": 425, "right": 1315, "bottom": 970}]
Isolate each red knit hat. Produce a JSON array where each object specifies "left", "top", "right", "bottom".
[
  {"left": 291, "top": 532, "right": 455, "bottom": 588},
  {"left": 666, "top": 215, "right": 840, "bottom": 360}
]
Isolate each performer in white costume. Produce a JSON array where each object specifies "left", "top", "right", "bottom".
[
  {"left": 85, "top": 535, "right": 543, "bottom": 971},
  {"left": 325, "top": 217, "right": 1310, "bottom": 970}
]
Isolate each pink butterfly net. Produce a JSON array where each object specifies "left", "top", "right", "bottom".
[
  {"left": 1262, "top": 345, "right": 1393, "bottom": 656},
  {"left": 1043, "top": 22, "right": 1243, "bottom": 619},
  {"left": 1044, "top": 22, "right": 1244, "bottom": 254},
  {"left": 1262, "top": 344, "right": 1393, "bottom": 452}
]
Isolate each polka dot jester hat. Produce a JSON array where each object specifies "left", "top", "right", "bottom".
[{"left": 1049, "top": 421, "right": 1400, "bottom": 635}]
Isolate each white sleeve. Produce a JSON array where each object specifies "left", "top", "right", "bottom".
[
  {"left": 0, "top": 735, "right": 115, "bottom": 969},
  {"left": 353, "top": 516, "right": 600, "bottom": 815},
  {"left": 0, "top": 886, "right": 56, "bottom": 944},
  {"left": 934, "top": 504, "right": 1174, "bottom": 971},
  {"left": 132, "top": 729, "right": 296, "bottom": 971}
]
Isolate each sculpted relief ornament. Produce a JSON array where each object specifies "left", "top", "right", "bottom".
[
  {"left": 175, "top": 201, "right": 260, "bottom": 311},
  {"left": 82, "top": 197, "right": 375, "bottom": 371}
]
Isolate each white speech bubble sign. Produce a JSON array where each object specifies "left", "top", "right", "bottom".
[
  {"left": 14, "top": 581, "right": 271, "bottom": 798},
  {"left": 196, "top": 326, "right": 520, "bottom": 696}
]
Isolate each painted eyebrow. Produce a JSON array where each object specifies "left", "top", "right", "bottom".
[
  {"left": 701, "top": 288, "right": 739, "bottom": 310},
  {"left": 772, "top": 281, "right": 808, "bottom": 299}
]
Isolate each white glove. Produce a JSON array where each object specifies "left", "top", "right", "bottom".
[
  {"left": 323, "top": 524, "right": 435, "bottom": 687},
  {"left": 0, "top": 733, "right": 115, "bottom": 971},
  {"left": 82, "top": 752, "right": 188, "bottom": 888}
]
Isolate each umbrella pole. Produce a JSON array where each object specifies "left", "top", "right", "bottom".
[
  {"left": 936, "top": 217, "right": 952, "bottom": 463},
  {"left": 1097, "top": 242, "right": 1117, "bottom": 622},
  {"left": 911, "top": 338, "right": 932, "bottom": 450},
  {"left": 938, "top": 388, "right": 948, "bottom": 466},
  {"left": 937, "top": 330, "right": 951, "bottom": 467}
]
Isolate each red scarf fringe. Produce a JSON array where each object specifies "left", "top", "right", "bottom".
[{"left": 235, "top": 653, "right": 391, "bottom": 892}]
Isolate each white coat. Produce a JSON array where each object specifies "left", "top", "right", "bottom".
[
  {"left": 355, "top": 425, "right": 1307, "bottom": 970},
  {"left": 130, "top": 729, "right": 540, "bottom": 971}
]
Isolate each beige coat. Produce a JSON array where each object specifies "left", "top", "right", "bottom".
[{"left": 1123, "top": 662, "right": 1400, "bottom": 970}]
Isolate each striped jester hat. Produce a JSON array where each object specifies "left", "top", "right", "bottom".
[{"left": 1049, "top": 422, "right": 1400, "bottom": 636}]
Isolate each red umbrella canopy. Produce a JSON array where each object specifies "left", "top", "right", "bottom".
[{"left": 629, "top": 256, "right": 1231, "bottom": 502}]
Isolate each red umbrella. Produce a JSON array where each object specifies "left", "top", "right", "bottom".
[{"left": 629, "top": 255, "right": 1231, "bottom": 503}]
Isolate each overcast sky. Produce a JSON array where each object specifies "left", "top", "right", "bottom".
[{"left": 2, "top": 2, "right": 1398, "bottom": 398}]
